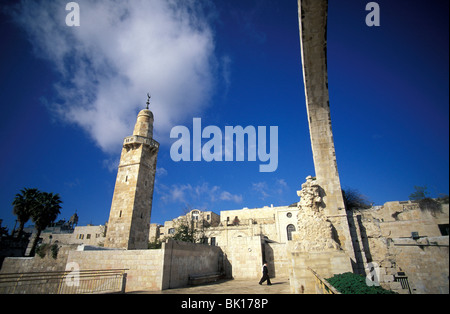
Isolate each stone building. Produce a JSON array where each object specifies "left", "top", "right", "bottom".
[
  {"left": 38, "top": 224, "right": 106, "bottom": 247},
  {"left": 150, "top": 209, "right": 220, "bottom": 243}
]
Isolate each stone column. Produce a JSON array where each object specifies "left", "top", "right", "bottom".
[{"left": 297, "top": 0, "right": 355, "bottom": 262}]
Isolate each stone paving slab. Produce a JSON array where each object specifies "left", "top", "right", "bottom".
[{"left": 132, "top": 278, "right": 291, "bottom": 294}]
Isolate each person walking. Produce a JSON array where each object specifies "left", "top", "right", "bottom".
[{"left": 259, "top": 261, "right": 272, "bottom": 285}]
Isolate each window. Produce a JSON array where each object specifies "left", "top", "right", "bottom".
[
  {"left": 211, "top": 237, "right": 216, "bottom": 246},
  {"left": 439, "top": 224, "right": 449, "bottom": 236},
  {"left": 86, "top": 234, "right": 91, "bottom": 239},
  {"left": 287, "top": 224, "right": 296, "bottom": 241},
  {"left": 168, "top": 228, "right": 175, "bottom": 235}
]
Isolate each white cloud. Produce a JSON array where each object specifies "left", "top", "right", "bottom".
[
  {"left": 275, "top": 178, "right": 288, "bottom": 194},
  {"left": 220, "top": 55, "right": 232, "bottom": 95},
  {"left": 156, "top": 182, "right": 242, "bottom": 206},
  {"left": 156, "top": 167, "right": 168, "bottom": 177},
  {"left": 102, "top": 156, "right": 120, "bottom": 173},
  {"left": 252, "top": 181, "right": 270, "bottom": 200},
  {"left": 252, "top": 179, "right": 289, "bottom": 200},
  {"left": 220, "top": 191, "right": 243, "bottom": 203},
  {"left": 9, "top": 0, "right": 218, "bottom": 153}
]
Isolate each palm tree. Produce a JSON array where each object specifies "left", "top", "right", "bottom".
[
  {"left": 12, "top": 188, "right": 41, "bottom": 238},
  {"left": 29, "top": 192, "right": 62, "bottom": 256}
]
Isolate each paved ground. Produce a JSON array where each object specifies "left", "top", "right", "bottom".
[{"left": 133, "top": 277, "right": 291, "bottom": 294}]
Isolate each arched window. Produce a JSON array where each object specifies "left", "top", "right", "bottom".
[
  {"left": 191, "top": 210, "right": 200, "bottom": 221},
  {"left": 287, "top": 224, "right": 296, "bottom": 241}
]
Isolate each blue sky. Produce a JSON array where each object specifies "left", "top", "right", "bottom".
[{"left": 0, "top": 0, "right": 448, "bottom": 230}]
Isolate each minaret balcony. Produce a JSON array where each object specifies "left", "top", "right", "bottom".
[{"left": 123, "top": 135, "right": 160, "bottom": 149}]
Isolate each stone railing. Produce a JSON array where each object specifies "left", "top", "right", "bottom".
[
  {"left": 221, "top": 218, "right": 275, "bottom": 227},
  {"left": 124, "top": 135, "right": 159, "bottom": 149},
  {"left": 0, "top": 269, "right": 127, "bottom": 294},
  {"left": 308, "top": 267, "right": 341, "bottom": 294}
]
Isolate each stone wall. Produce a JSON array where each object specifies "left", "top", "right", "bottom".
[
  {"left": 354, "top": 202, "right": 449, "bottom": 294},
  {"left": 66, "top": 239, "right": 224, "bottom": 292},
  {"left": 2, "top": 240, "right": 224, "bottom": 293},
  {"left": 386, "top": 237, "right": 448, "bottom": 294},
  {"left": 1, "top": 244, "right": 78, "bottom": 274},
  {"left": 288, "top": 250, "right": 352, "bottom": 294},
  {"left": 220, "top": 236, "right": 264, "bottom": 279},
  {"left": 264, "top": 243, "right": 290, "bottom": 278},
  {"left": 67, "top": 247, "right": 164, "bottom": 292},
  {"left": 220, "top": 206, "right": 278, "bottom": 224},
  {"left": 162, "top": 240, "right": 224, "bottom": 289}
]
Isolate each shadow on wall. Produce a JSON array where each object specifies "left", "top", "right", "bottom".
[
  {"left": 262, "top": 242, "right": 275, "bottom": 278},
  {"left": 221, "top": 251, "right": 233, "bottom": 279}
]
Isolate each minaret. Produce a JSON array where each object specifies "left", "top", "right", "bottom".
[{"left": 105, "top": 95, "right": 159, "bottom": 250}]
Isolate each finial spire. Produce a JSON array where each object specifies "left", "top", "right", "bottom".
[{"left": 146, "top": 93, "right": 151, "bottom": 110}]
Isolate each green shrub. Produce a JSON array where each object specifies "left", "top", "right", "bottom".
[
  {"left": 35, "top": 243, "right": 48, "bottom": 258},
  {"left": 50, "top": 244, "right": 59, "bottom": 259},
  {"left": 148, "top": 240, "right": 162, "bottom": 249},
  {"left": 35, "top": 243, "right": 59, "bottom": 259},
  {"left": 326, "top": 272, "right": 397, "bottom": 294}
]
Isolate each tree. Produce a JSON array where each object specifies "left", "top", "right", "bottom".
[
  {"left": 409, "top": 186, "right": 429, "bottom": 201},
  {"left": 409, "top": 186, "right": 441, "bottom": 215},
  {"left": 0, "top": 225, "right": 8, "bottom": 237},
  {"left": 148, "top": 239, "right": 162, "bottom": 249},
  {"left": 29, "top": 192, "right": 62, "bottom": 256},
  {"left": 172, "top": 224, "right": 197, "bottom": 243},
  {"left": 437, "top": 194, "right": 449, "bottom": 204},
  {"left": 12, "top": 188, "right": 41, "bottom": 238},
  {"left": 342, "top": 188, "right": 372, "bottom": 211}
]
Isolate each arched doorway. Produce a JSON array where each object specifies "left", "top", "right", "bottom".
[{"left": 287, "top": 224, "right": 296, "bottom": 241}]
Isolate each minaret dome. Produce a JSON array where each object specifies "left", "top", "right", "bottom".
[{"left": 133, "top": 109, "right": 154, "bottom": 138}]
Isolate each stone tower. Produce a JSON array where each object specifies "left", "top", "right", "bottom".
[
  {"left": 297, "top": 0, "right": 355, "bottom": 260},
  {"left": 105, "top": 98, "right": 159, "bottom": 250}
]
